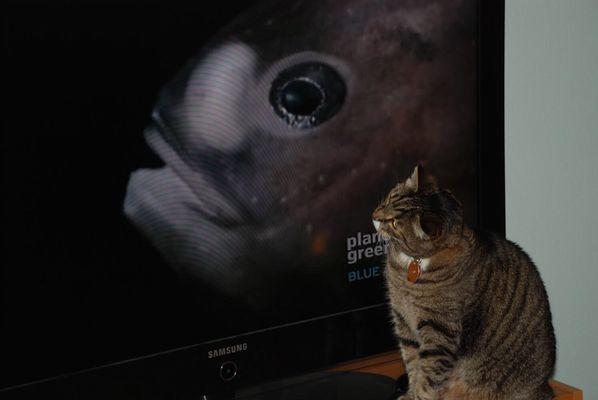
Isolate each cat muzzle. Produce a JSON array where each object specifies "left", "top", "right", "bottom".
[{"left": 373, "top": 220, "right": 381, "bottom": 231}]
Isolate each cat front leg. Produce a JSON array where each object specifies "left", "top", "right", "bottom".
[
  {"left": 391, "top": 309, "right": 420, "bottom": 399},
  {"left": 399, "top": 344, "right": 419, "bottom": 390},
  {"left": 412, "top": 318, "right": 461, "bottom": 400}
]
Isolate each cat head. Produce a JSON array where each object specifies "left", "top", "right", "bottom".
[{"left": 371, "top": 165, "right": 463, "bottom": 258}]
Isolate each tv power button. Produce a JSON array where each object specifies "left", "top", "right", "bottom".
[{"left": 219, "top": 361, "right": 238, "bottom": 381}]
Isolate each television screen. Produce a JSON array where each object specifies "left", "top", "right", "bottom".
[
  {"left": 3, "top": 0, "right": 503, "bottom": 396},
  {"left": 123, "top": 0, "right": 480, "bottom": 341}
]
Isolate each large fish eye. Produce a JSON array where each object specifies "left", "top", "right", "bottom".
[{"left": 269, "top": 62, "right": 346, "bottom": 129}]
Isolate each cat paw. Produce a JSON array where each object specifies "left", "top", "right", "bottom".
[{"left": 397, "top": 394, "right": 415, "bottom": 400}]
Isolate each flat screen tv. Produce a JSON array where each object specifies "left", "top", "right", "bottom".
[{"left": 2, "top": 0, "right": 504, "bottom": 398}]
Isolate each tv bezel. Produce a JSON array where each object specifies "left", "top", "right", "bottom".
[{"left": 3, "top": 0, "right": 504, "bottom": 397}]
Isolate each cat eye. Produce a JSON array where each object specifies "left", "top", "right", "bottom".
[
  {"left": 269, "top": 62, "right": 346, "bottom": 129},
  {"left": 392, "top": 219, "right": 399, "bottom": 229}
]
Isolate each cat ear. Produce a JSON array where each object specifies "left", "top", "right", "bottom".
[{"left": 404, "top": 165, "right": 421, "bottom": 192}]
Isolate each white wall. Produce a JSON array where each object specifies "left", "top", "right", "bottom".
[{"left": 505, "top": 0, "right": 598, "bottom": 397}]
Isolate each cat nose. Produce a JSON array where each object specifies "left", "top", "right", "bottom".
[
  {"left": 372, "top": 209, "right": 385, "bottom": 231},
  {"left": 372, "top": 208, "right": 386, "bottom": 221}
]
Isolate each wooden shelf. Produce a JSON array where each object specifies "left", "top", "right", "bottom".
[{"left": 330, "top": 352, "right": 582, "bottom": 399}]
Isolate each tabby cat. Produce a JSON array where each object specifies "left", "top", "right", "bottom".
[{"left": 372, "top": 166, "right": 556, "bottom": 400}]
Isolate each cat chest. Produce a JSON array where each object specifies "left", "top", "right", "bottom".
[
  {"left": 390, "top": 292, "right": 421, "bottom": 332},
  {"left": 389, "top": 281, "right": 462, "bottom": 333}
]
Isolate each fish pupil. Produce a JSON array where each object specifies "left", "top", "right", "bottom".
[{"left": 281, "top": 79, "right": 324, "bottom": 116}]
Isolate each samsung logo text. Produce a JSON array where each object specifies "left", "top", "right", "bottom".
[{"left": 207, "top": 343, "right": 248, "bottom": 359}]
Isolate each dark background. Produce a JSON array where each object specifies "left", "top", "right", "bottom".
[{"left": 3, "top": 0, "right": 262, "bottom": 388}]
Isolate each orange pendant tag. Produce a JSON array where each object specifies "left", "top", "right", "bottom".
[{"left": 407, "top": 259, "right": 421, "bottom": 283}]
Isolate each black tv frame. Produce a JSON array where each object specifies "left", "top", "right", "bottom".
[
  {"left": 3, "top": 1, "right": 504, "bottom": 397},
  {"left": 477, "top": 0, "right": 506, "bottom": 235}
]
